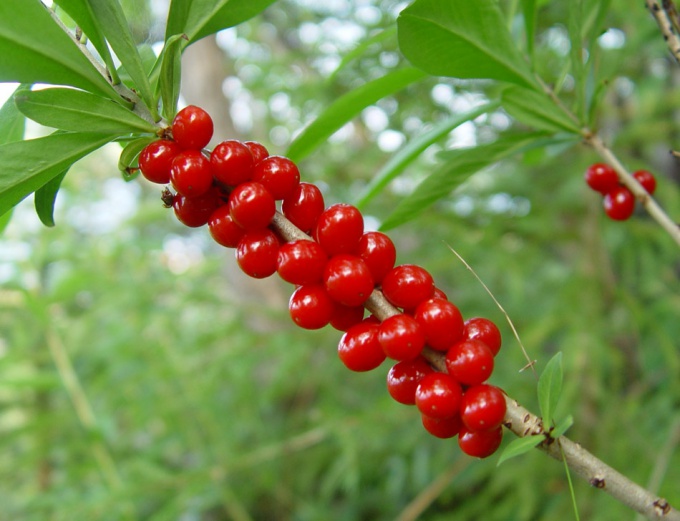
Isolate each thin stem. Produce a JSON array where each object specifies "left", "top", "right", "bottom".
[
  {"left": 646, "top": 0, "right": 680, "bottom": 64},
  {"left": 560, "top": 441, "right": 582, "bottom": 521}
]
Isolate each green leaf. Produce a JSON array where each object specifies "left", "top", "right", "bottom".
[
  {"left": 328, "top": 27, "right": 397, "bottom": 83},
  {"left": 14, "top": 88, "right": 157, "bottom": 134},
  {"left": 0, "top": 85, "right": 26, "bottom": 145},
  {"left": 397, "top": 0, "right": 537, "bottom": 88},
  {"left": 355, "top": 101, "right": 499, "bottom": 209},
  {"left": 117, "top": 44, "right": 158, "bottom": 91},
  {"left": 34, "top": 169, "right": 68, "bottom": 227},
  {"left": 0, "top": 132, "right": 114, "bottom": 216},
  {"left": 568, "top": 0, "right": 586, "bottom": 124},
  {"left": 118, "top": 136, "right": 156, "bottom": 172},
  {"left": 0, "top": 208, "right": 12, "bottom": 234},
  {"left": 496, "top": 435, "right": 543, "bottom": 466},
  {"left": 0, "top": 0, "right": 119, "bottom": 100},
  {"left": 159, "top": 34, "right": 187, "bottom": 121},
  {"left": 287, "top": 68, "right": 427, "bottom": 162},
  {"left": 551, "top": 414, "right": 574, "bottom": 439},
  {"left": 538, "top": 352, "right": 564, "bottom": 428},
  {"left": 501, "top": 86, "right": 581, "bottom": 133},
  {"left": 521, "top": 0, "right": 537, "bottom": 58}
]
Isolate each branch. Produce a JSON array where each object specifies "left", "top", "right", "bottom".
[{"left": 646, "top": 0, "right": 680, "bottom": 64}]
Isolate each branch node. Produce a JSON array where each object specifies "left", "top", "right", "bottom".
[{"left": 590, "top": 476, "right": 606, "bottom": 489}]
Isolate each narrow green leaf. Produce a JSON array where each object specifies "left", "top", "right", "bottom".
[
  {"left": 551, "top": 414, "right": 574, "bottom": 439},
  {"left": 117, "top": 44, "right": 158, "bottom": 92},
  {"left": 328, "top": 27, "right": 397, "bottom": 83},
  {"left": 501, "top": 86, "right": 581, "bottom": 133},
  {"left": 568, "top": 0, "right": 586, "bottom": 124},
  {"left": 165, "top": 0, "right": 192, "bottom": 41},
  {"left": 497, "top": 435, "right": 543, "bottom": 466},
  {"left": 538, "top": 352, "right": 564, "bottom": 428},
  {"left": 34, "top": 169, "right": 68, "bottom": 227},
  {"left": 397, "top": 0, "right": 537, "bottom": 88},
  {"left": 15, "top": 88, "right": 157, "bottom": 134},
  {"left": 355, "top": 101, "right": 499, "bottom": 209},
  {"left": 0, "top": 208, "right": 12, "bottom": 234},
  {"left": 0, "top": 85, "right": 26, "bottom": 145},
  {"left": 118, "top": 136, "right": 156, "bottom": 172},
  {"left": 159, "top": 34, "right": 187, "bottom": 121},
  {"left": 0, "top": 132, "right": 114, "bottom": 216},
  {"left": 287, "top": 68, "right": 427, "bottom": 162},
  {"left": 521, "top": 0, "right": 537, "bottom": 58},
  {"left": 0, "top": 0, "right": 119, "bottom": 99}
]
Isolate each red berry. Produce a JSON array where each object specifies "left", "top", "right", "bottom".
[
  {"left": 172, "top": 105, "right": 213, "bottom": 150},
  {"left": 433, "top": 287, "right": 448, "bottom": 300},
  {"left": 445, "top": 340, "right": 495, "bottom": 386},
  {"left": 253, "top": 156, "right": 301, "bottom": 200},
  {"left": 139, "top": 139, "right": 180, "bottom": 184},
  {"left": 245, "top": 141, "right": 269, "bottom": 165},
  {"left": 632, "top": 169, "right": 657, "bottom": 195},
  {"left": 314, "top": 203, "right": 364, "bottom": 256},
  {"left": 323, "top": 254, "right": 374, "bottom": 307},
  {"left": 421, "top": 413, "right": 463, "bottom": 439},
  {"left": 337, "top": 321, "right": 386, "bottom": 372},
  {"left": 463, "top": 317, "right": 501, "bottom": 356},
  {"left": 459, "top": 384, "right": 506, "bottom": 432},
  {"left": 386, "top": 357, "right": 433, "bottom": 405},
  {"left": 235, "top": 229, "right": 280, "bottom": 279},
  {"left": 170, "top": 150, "right": 213, "bottom": 197},
  {"left": 355, "top": 231, "right": 397, "bottom": 284},
  {"left": 289, "top": 284, "right": 334, "bottom": 330},
  {"left": 276, "top": 239, "right": 328, "bottom": 285},
  {"left": 330, "top": 303, "right": 365, "bottom": 332},
  {"left": 381, "top": 265, "right": 434, "bottom": 310},
  {"left": 172, "top": 190, "right": 220, "bottom": 227},
  {"left": 228, "top": 182, "right": 276, "bottom": 231},
  {"left": 585, "top": 163, "right": 619, "bottom": 194},
  {"left": 458, "top": 425, "right": 503, "bottom": 458},
  {"left": 210, "top": 140, "right": 254, "bottom": 187},
  {"left": 415, "top": 372, "right": 462, "bottom": 420},
  {"left": 603, "top": 186, "right": 635, "bottom": 221},
  {"left": 378, "top": 314, "right": 425, "bottom": 361},
  {"left": 208, "top": 204, "right": 245, "bottom": 247},
  {"left": 282, "top": 182, "right": 325, "bottom": 234},
  {"left": 414, "top": 298, "right": 464, "bottom": 351}
]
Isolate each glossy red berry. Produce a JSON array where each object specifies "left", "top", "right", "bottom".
[
  {"left": 235, "top": 229, "right": 279, "bottom": 279},
  {"left": 323, "top": 254, "right": 374, "bottom": 307},
  {"left": 463, "top": 317, "right": 501, "bottom": 356},
  {"left": 355, "top": 231, "right": 397, "bottom": 284},
  {"left": 330, "top": 304, "right": 365, "bottom": 332},
  {"left": 172, "top": 105, "right": 213, "bottom": 150},
  {"left": 459, "top": 384, "right": 506, "bottom": 432},
  {"left": 289, "top": 284, "right": 334, "bottom": 330},
  {"left": 415, "top": 372, "right": 462, "bottom": 420},
  {"left": 413, "top": 298, "right": 464, "bottom": 351},
  {"left": 208, "top": 204, "right": 245, "bottom": 247},
  {"left": 314, "top": 203, "right": 364, "bottom": 256},
  {"left": 170, "top": 150, "right": 213, "bottom": 197},
  {"left": 458, "top": 425, "right": 503, "bottom": 458},
  {"left": 433, "top": 287, "right": 448, "bottom": 300},
  {"left": 282, "top": 182, "right": 325, "bottom": 234},
  {"left": 421, "top": 413, "right": 463, "bottom": 439},
  {"left": 276, "top": 239, "right": 328, "bottom": 285},
  {"left": 253, "top": 156, "right": 301, "bottom": 200},
  {"left": 386, "top": 357, "right": 433, "bottom": 405},
  {"left": 172, "top": 190, "right": 220, "bottom": 227},
  {"left": 585, "top": 163, "right": 619, "bottom": 194},
  {"left": 381, "top": 264, "right": 434, "bottom": 310},
  {"left": 245, "top": 141, "right": 269, "bottom": 165},
  {"left": 337, "top": 321, "right": 386, "bottom": 372},
  {"left": 445, "top": 340, "right": 495, "bottom": 386},
  {"left": 210, "top": 140, "right": 254, "bottom": 187},
  {"left": 139, "top": 139, "right": 180, "bottom": 184},
  {"left": 378, "top": 314, "right": 425, "bottom": 361},
  {"left": 603, "top": 186, "right": 635, "bottom": 221},
  {"left": 632, "top": 169, "right": 657, "bottom": 195},
  {"left": 228, "top": 182, "right": 276, "bottom": 231}
]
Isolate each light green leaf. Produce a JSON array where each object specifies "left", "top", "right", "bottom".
[
  {"left": 118, "top": 136, "right": 156, "bottom": 172},
  {"left": 355, "top": 101, "right": 499, "bottom": 209},
  {"left": 0, "top": 132, "right": 114, "bottom": 217},
  {"left": 397, "top": 0, "right": 537, "bottom": 88},
  {"left": 551, "top": 414, "right": 574, "bottom": 439},
  {"left": 568, "top": 0, "right": 586, "bottom": 124},
  {"left": 15, "top": 88, "right": 157, "bottom": 134},
  {"left": 497, "top": 435, "right": 543, "bottom": 466},
  {"left": 328, "top": 27, "right": 397, "bottom": 83},
  {"left": 0, "top": 208, "right": 12, "bottom": 234},
  {"left": 0, "top": 0, "right": 119, "bottom": 99},
  {"left": 117, "top": 44, "right": 158, "bottom": 91},
  {"left": 501, "top": 86, "right": 581, "bottom": 133},
  {"left": 287, "top": 68, "right": 427, "bottom": 162},
  {"left": 34, "top": 169, "right": 68, "bottom": 227},
  {"left": 538, "top": 352, "right": 564, "bottom": 428},
  {"left": 159, "top": 34, "right": 187, "bottom": 121},
  {"left": 0, "top": 85, "right": 26, "bottom": 145}
]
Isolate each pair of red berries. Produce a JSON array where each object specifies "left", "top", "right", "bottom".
[
  {"left": 134, "top": 105, "right": 507, "bottom": 459},
  {"left": 584, "top": 163, "right": 657, "bottom": 221}
]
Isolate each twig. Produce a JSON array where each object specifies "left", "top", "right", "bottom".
[{"left": 646, "top": 0, "right": 680, "bottom": 64}]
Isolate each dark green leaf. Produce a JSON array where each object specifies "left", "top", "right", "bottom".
[
  {"left": 159, "top": 34, "right": 187, "bottom": 121},
  {"left": 0, "top": 132, "right": 114, "bottom": 216},
  {"left": 397, "top": 0, "right": 537, "bottom": 87},
  {"left": 287, "top": 68, "right": 427, "bottom": 162},
  {"left": 0, "top": 85, "right": 26, "bottom": 145},
  {"left": 538, "top": 352, "right": 564, "bottom": 428},
  {"left": 118, "top": 136, "right": 156, "bottom": 172},
  {"left": 496, "top": 435, "right": 543, "bottom": 466},
  {"left": 0, "top": 208, "right": 12, "bottom": 234},
  {"left": 521, "top": 0, "right": 537, "bottom": 57},
  {"left": 34, "top": 169, "right": 68, "bottom": 227},
  {"left": 551, "top": 414, "right": 574, "bottom": 439},
  {"left": 0, "top": 0, "right": 119, "bottom": 99},
  {"left": 355, "top": 101, "right": 499, "bottom": 209},
  {"left": 15, "top": 88, "right": 157, "bottom": 134},
  {"left": 501, "top": 86, "right": 581, "bottom": 133}
]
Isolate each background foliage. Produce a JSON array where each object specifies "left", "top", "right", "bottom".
[{"left": 1, "top": 0, "right": 679, "bottom": 520}]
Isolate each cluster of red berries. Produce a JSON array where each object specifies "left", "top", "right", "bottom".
[
  {"left": 135, "top": 105, "right": 507, "bottom": 459},
  {"left": 584, "top": 163, "right": 657, "bottom": 221}
]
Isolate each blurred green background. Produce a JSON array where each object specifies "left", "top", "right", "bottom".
[{"left": 1, "top": 0, "right": 679, "bottom": 519}]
